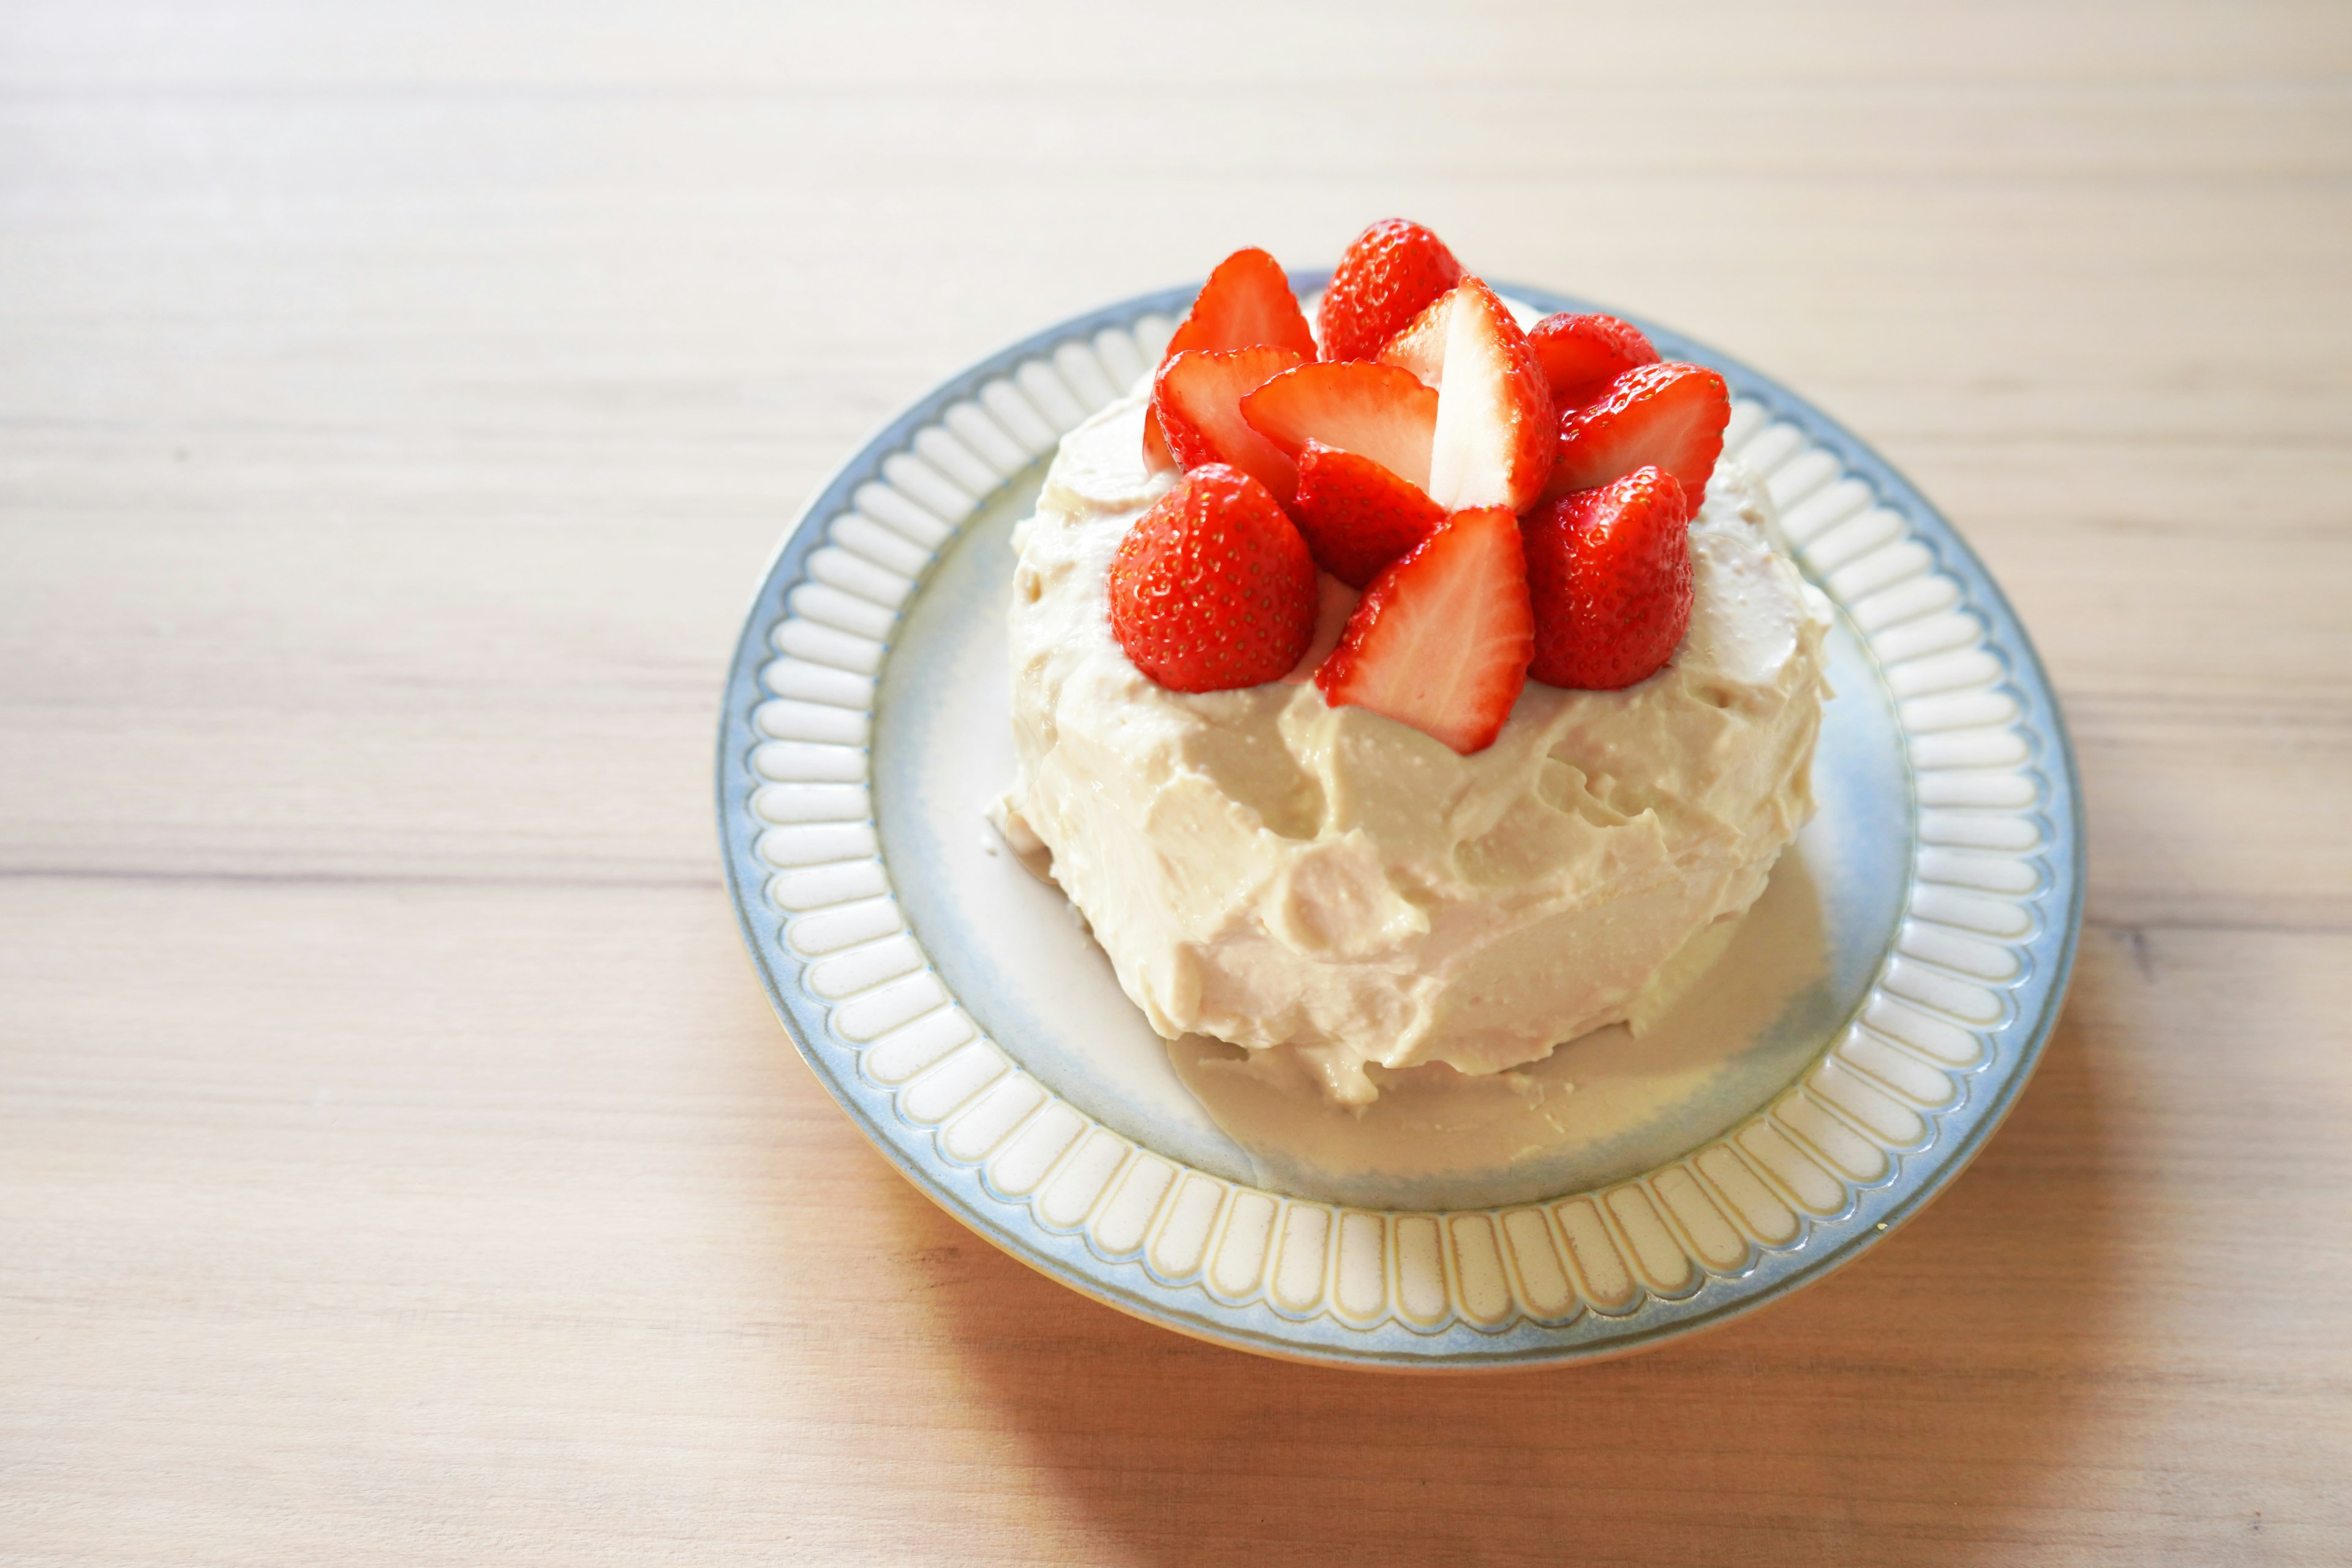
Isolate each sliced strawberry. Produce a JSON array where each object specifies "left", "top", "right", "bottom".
[
  {"left": 1314, "top": 506, "right": 1532, "bottom": 754},
  {"left": 1153, "top": 345, "right": 1306, "bottom": 502},
  {"left": 1375, "top": 287, "right": 1453, "bottom": 390},
  {"left": 1238, "top": 361, "right": 1437, "bottom": 491},
  {"left": 1318, "top": 218, "right": 1465, "bottom": 364},
  {"left": 1146, "top": 248, "right": 1316, "bottom": 470},
  {"left": 1290, "top": 440, "right": 1447, "bottom": 589},
  {"left": 1161, "top": 247, "right": 1318, "bottom": 362},
  {"left": 1523, "top": 465, "right": 1694, "bottom": 691},
  {"left": 1427, "top": 278, "right": 1555, "bottom": 514},
  {"left": 1542, "top": 361, "right": 1730, "bottom": 509},
  {"left": 1528, "top": 312, "right": 1660, "bottom": 413},
  {"left": 1109, "top": 464, "right": 1319, "bottom": 693},
  {"left": 1142, "top": 413, "right": 1175, "bottom": 473}
]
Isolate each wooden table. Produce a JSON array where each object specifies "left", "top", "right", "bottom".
[{"left": 6, "top": 3, "right": 2348, "bottom": 1561}]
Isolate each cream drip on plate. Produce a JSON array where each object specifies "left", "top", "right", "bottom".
[{"left": 997, "top": 385, "right": 1833, "bottom": 1106}]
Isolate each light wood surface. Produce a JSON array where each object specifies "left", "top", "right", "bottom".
[{"left": 5, "top": 2, "right": 2349, "bottom": 1562}]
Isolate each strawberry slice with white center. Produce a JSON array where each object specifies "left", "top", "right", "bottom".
[
  {"left": 1153, "top": 345, "right": 1306, "bottom": 503},
  {"left": 1528, "top": 312, "right": 1660, "bottom": 413},
  {"left": 1289, "top": 439, "right": 1446, "bottom": 589},
  {"left": 1314, "top": 505, "right": 1534, "bottom": 755},
  {"left": 1145, "top": 247, "right": 1317, "bottom": 471},
  {"left": 1540, "top": 361, "right": 1730, "bottom": 509},
  {"left": 1425, "top": 279, "right": 1555, "bottom": 514},
  {"left": 1375, "top": 288, "right": 1453, "bottom": 390},
  {"left": 1237, "top": 361, "right": 1437, "bottom": 491}
]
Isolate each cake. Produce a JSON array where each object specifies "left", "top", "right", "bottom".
[{"left": 995, "top": 221, "right": 1833, "bottom": 1107}]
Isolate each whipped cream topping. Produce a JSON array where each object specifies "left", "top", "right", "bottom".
[{"left": 998, "top": 386, "right": 1833, "bottom": 1105}]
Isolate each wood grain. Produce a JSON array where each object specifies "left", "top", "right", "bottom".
[{"left": 4, "top": 2, "right": 2348, "bottom": 1562}]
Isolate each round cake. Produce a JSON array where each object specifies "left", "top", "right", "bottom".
[{"left": 998, "top": 383, "right": 1834, "bottom": 1105}]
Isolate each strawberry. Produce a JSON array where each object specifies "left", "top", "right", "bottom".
[
  {"left": 1153, "top": 345, "right": 1306, "bottom": 502},
  {"left": 1427, "top": 278, "right": 1555, "bottom": 514},
  {"left": 1314, "top": 505, "right": 1533, "bottom": 755},
  {"left": 1290, "top": 440, "right": 1447, "bottom": 589},
  {"left": 1528, "top": 312, "right": 1660, "bottom": 413},
  {"left": 1109, "top": 464, "right": 1319, "bottom": 693},
  {"left": 1147, "top": 248, "right": 1316, "bottom": 472},
  {"left": 1161, "top": 247, "right": 1319, "bottom": 362},
  {"left": 1523, "top": 465, "right": 1694, "bottom": 691},
  {"left": 1376, "top": 287, "right": 1453, "bottom": 390},
  {"left": 1238, "top": 361, "right": 1438, "bottom": 491},
  {"left": 1317, "top": 218, "right": 1465, "bottom": 364},
  {"left": 1542, "top": 361, "right": 1730, "bottom": 508}
]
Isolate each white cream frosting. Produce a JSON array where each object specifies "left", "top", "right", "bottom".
[{"left": 998, "top": 386, "right": 1833, "bottom": 1105}]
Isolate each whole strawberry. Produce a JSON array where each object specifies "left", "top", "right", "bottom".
[
  {"left": 1523, "top": 465, "right": 1694, "bottom": 691},
  {"left": 1319, "top": 219, "right": 1464, "bottom": 363},
  {"left": 1109, "top": 464, "right": 1319, "bottom": 693}
]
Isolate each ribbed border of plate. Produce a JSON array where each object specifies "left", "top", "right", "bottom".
[{"left": 715, "top": 274, "right": 2084, "bottom": 1370}]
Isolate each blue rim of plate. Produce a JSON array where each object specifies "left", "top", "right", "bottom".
[{"left": 715, "top": 271, "right": 2085, "bottom": 1371}]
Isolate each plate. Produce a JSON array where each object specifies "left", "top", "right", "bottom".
[{"left": 715, "top": 274, "right": 2084, "bottom": 1370}]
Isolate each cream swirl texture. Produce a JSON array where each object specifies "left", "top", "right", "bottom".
[{"left": 999, "top": 388, "right": 1833, "bottom": 1104}]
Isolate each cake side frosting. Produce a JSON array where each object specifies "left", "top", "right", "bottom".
[{"left": 1000, "top": 386, "right": 1833, "bottom": 1104}]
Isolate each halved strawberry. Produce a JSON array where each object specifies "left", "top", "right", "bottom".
[
  {"left": 1318, "top": 219, "right": 1464, "bottom": 364},
  {"left": 1523, "top": 465, "right": 1694, "bottom": 691},
  {"left": 1153, "top": 345, "right": 1307, "bottom": 502},
  {"left": 1542, "top": 361, "right": 1730, "bottom": 509},
  {"left": 1162, "top": 247, "right": 1318, "bottom": 362},
  {"left": 1290, "top": 440, "right": 1447, "bottom": 589},
  {"left": 1376, "top": 288, "right": 1453, "bottom": 390},
  {"left": 1427, "top": 279, "right": 1555, "bottom": 514},
  {"left": 1238, "top": 361, "right": 1437, "bottom": 491},
  {"left": 1109, "top": 464, "right": 1318, "bottom": 693},
  {"left": 1314, "top": 506, "right": 1532, "bottom": 755},
  {"left": 1528, "top": 312, "right": 1660, "bottom": 413},
  {"left": 1147, "top": 248, "right": 1316, "bottom": 472}
]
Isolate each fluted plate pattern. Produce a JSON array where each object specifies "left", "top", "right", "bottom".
[{"left": 716, "top": 276, "right": 2083, "bottom": 1369}]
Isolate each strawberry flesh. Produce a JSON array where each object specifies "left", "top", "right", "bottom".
[
  {"left": 1543, "top": 361, "right": 1730, "bottom": 509},
  {"left": 1528, "top": 312, "right": 1660, "bottom": 413},
  {"left": 1314, "top": 506, "right": 1533, "bottom": 755},
  {"left": 1318, "top": 218, "right": 1464, "bottom": 364},
  {"left": 1147, "top": 248, "right": 1316, "bottom": 470},
  {"left": 1523, "top": 465, "right": 1694, "bottom": 691},
  {"left": 1427, "top": 279, "right": 1555, "bottom": 513},
  {"left": 1109, "top": 464, "right": 1319, "bottom": 693},
  {"left": 1375, "top": 288, "right": 1453, "bottom": 390},
  {"left": 1153, "top": 345, "right": 1306, "bottom": 503},
  {"left": 1290, "top": 440, "right": 1447, "bottom": 589},
  {"left": 1238, "top": 361, "right": 1438, "bottom": 491}
]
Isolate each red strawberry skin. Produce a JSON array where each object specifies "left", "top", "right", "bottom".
[
  {"left": 1542, "top": 361, "right": 1730, "bottom": 509},
  {"left": 1238, "top": 360, "right": 1438, "bottom": 491},
  {"left": 1291, "top": 440, "right": 1447, "bottom": 589},
  {"left": 1109, "top": 464, "right": 1319, "bottom": 693},
  {"left": 1528, "top": 312, "right": 1660, "bottom": 413},
  {"left": 1523, "top": 465, "right": 1694, "bottom": 691},
  {"left": 1318, "top": 218, "right": 1464, "bottom": 364},
  {"left": 1153, "top": 345, "right": 1306, "bottom": 502},
  {"left": 1315, "top": 505, "right": 1533, "bottom": 755},
  {"left": 1148, "top": 248, "right": 1316, "bottom": 470},
  {"left": 1163, "top": 247, "right": 1318, "bottom": 362}
]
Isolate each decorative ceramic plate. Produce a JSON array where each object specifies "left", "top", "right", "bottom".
[{"left": 716, "top": 275, "right": 2083, "bottom": 1370}]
